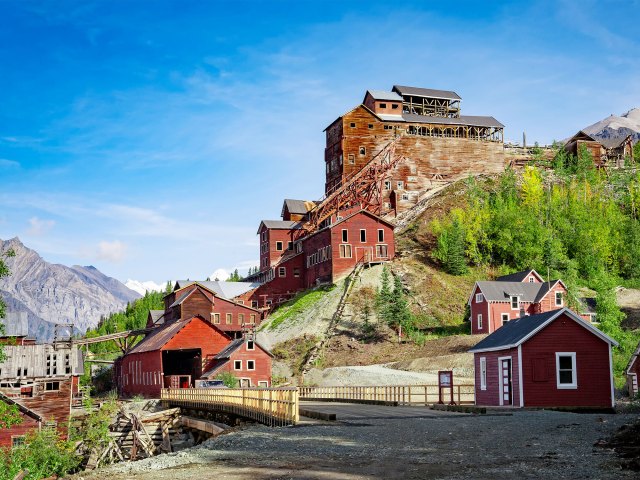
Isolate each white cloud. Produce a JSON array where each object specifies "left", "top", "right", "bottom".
[
  {"left": 27, "top": 216, "right": 55, "bottom": 236},
  {"left": 209, "top": 268, "right": 229, "bottom": 281},
  {"left": 95, "top": 240, "right": 127, "bottom": 263},
  {"left": 0, "top": 159, "right": 20, "bottom": 169}
]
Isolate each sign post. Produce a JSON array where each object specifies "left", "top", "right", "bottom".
[{"left": 438, "top": 370, "right": 455, "bottom": 405}]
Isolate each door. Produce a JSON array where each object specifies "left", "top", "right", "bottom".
[
  {"left": 240, "top": 378, "right": 251, "bottom": 388},
  {"left": 499, "top": 358, "right": 513, "bottom": 406}
]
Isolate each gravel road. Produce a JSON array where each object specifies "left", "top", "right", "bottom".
[{"left": 74, "top": 409, "right": 638, "bottom": 480}]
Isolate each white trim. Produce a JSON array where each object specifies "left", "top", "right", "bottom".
[
  {"left": 476, "top": 293, "right": 484, "bottom": 303},
  {"left": 479, "top": 357, "right": 487, "bottom": 390},
  {"left": 477, "top": 314, "right": 483, "bottom": 330},
  {"left": 247, "top": 360, "right": 256, "bottom": 371},
  {"left": 501, "top": 313, "right": 510, "bottom": 325},
  {"left": 555, "top": 291, "right": 563, "bottom": 307},
  {"left": 470, "top": 308, "right": 619, "bottom": 353},
  {"left": 498, "top": 356, "right": 513, "bottom": 406},
  {"left": 233, "top": 360, "right": 242, "bottom": 371},
  {"left": 518, "top": 345, "right": 524, "bottom": 407},
  {"left": 467, "top": 282, "right": 481, "bottom": 305},
  {"left": 555, "top": 352, "right": 577, "bottom": 389},
  {"left": 609, "top": 343, "right": 615, "bottom": 408},
  {"left": 510, "top": 295, "right": 520, "bottom": 310}
]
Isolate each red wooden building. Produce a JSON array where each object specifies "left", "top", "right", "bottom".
[
  {"left": 625, "top": 340, "right": 640, "bottom": 397},
  {"left": 114, "top": 315, "right": 232, "bottom": 398},
  {"left": 468, "top": 269, "right": 569, "bottom": 335},
  {"left": 470, "top": 308, "right": 617, "bottom": 409},
  {"left": 201, "top": 338, "right": 273, "bottom": 388}
]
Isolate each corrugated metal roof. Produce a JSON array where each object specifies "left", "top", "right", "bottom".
[
  {"left": 377, "top": 113, "right": 405, "bottom": 121},
  {"left": 392, "top": 85, "right": 461, "bottom": 101},
  {"left": 282, "top": 199, "right": 316, "bottom": 215},
  {"left": 470, "top": 308, "right": 617, "bottom": 352},
  {"left": 169, "top": 289, "right": 196, "bottom": 308},
  {"left": 257, "top": 220, "right": 302, "bottom": 234},
  {"left": 401, "top": 113, "right": 504, "bottom": 128},
  {"left": 366, "top": 90, "right": 403, "bottom": 102},
  {"left": 173, "top": 281, "right": 260, "bottom": 300}
]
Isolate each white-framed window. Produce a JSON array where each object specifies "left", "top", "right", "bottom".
[
  {"left": 556, "top": 352, "right": 577, "bottom": 389},
  {"left": 397, "top": 181, "right": 404, "bottom": 190},
  {"left": 360, "top": 229, "right": 366, "bottom": 242},
  {"left": 378, "top": 229, "right": 384, "bottom": 242},
  {"left": 258, "top": 381, "right": 269, "bottom": 388},
  {"left": 247, "top": 360, "right": 255, "bottom": 371},
  {"left": 479, "top": 357, "right": 487, "bottom": 391},
  {"left": 510, "top": 295, "right": 519, "bottom": 310},
  {"left": 249, "top": 314, "right": 256, "bottom": 324},
  {"left": 339, "top": 244, "right": 352, "bottom": 258},
  {"left": 528, "top": 277, "right": 535, "bottom": 283},
  {"left": 234, "top": 360, "right": 242, "bottom": 370},
  {"left": 276, "top": 241, "right": 283, "bottom": 251},
  {"left": 226, "top": 313, "right": 233, "bottom": 325},
  {"left": 238, "top": 313, "right": 244, "bottom": 324},
  {"left": 475, "top": 293, "right": 483, "bottom": 303},
  {"left": 342, "top": 229, "right": 348, "bottom": 242},
  {"left": 348, "top": 154, "right": 355, "bottom": 164},
  {"left": 401, "top": 193, "right": 409, "bottom": 201},
  {"left": 555, "top": 291, "right": 563, "bottom": 306},
  {"left": 477, "top": 314, "right": 482, "bottom": 330},
  {"left": 384, "top": 180, "right": 391, "bottom": 190},
  {"left": 501, "top": 313, "right": 510, "bottom": 325},
  {"left": 375, "top": 244, "right": 388, "bottom": 258},
  {"left": 278, "top": 267, "right": 286, "bottom": 277},
  {"left": 247, "top": 341, "right": 255, "bottom": 350}
]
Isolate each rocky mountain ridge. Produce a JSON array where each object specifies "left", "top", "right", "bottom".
[
  {"left": 0, "top": 237, "right": 140, "bottom": 340},
  {"left": 584, "top": 107, "right": 640, "bottom": 142}
]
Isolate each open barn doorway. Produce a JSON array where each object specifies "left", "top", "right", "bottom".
[{"left": 162, "top": 349, "right": 202, "bottom": 388}]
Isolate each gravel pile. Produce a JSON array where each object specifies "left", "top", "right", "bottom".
[{"left": 75, "top": 410, "right": 639, "bottom": 480}]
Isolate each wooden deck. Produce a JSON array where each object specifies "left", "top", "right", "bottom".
[
  {"left": 300, "top": 401, "right": 467, "bottom": 420},
  {"left": 299, "top": 384, "right": 475, "bottom": 406},
  {"left": 161, "top": 387, "right": 299, "bottom": 427}
]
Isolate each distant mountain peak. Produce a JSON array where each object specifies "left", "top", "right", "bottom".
[{"left": 582, "top": 107, "right": 640, "bottom": 142}]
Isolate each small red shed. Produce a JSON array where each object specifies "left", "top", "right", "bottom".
[
  {"left": 201, "top": 338, "right": 273, "bottom": 388},
  {"left": 470, "top": 308, "right": 618, "bottom": 409}
]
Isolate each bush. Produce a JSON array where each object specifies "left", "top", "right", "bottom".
[{"left": 215, "top": 371, "right": 239, "bottom": 388}]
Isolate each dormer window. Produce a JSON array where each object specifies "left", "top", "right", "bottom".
[
  {"left": 476, "top": 293, "right": 483, "bottom": 303},
  {"left": 510, "top": 295, "right": 519, "bottom": 310}
]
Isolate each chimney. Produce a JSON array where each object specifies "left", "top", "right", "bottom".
[{"left": 523, "top": 131, "right": 527, "bottom": 148}]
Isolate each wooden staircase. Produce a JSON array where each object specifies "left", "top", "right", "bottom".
[{"left": 301, "top": 261, "right": 366, "bottom": 377}]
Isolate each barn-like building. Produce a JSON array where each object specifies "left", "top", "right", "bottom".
[{"left": 470, "top": 308, "right": 617, "bottom": 409}]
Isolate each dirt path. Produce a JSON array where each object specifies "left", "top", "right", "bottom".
[{"left": 74, "top": 410, "right": 638, "bottom": 480}]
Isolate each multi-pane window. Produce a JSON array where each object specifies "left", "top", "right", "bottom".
[
  {"left": 376, "top": 245, "right": 388, "bottom": 258},
  {"left": 249, "top": 314, "right": 256, "bottom": 324},
  {"left": 501, "top": 313, "right": 510, "bottom": 325},
  {"left": 556, "top": 353, "right": 577, "bottom": 388},
  {"left": 477, "top": 314, "right": 483, "bottom": 329},
  {"left": 475, "top": 293, "right": 483, "bottom": 303},
  {"left": 212, "top": 313, "right": 220, "bottom": 324},
  {"left": 384, "top": 180, "right": 391, "bottom": 190},
  {"left": 226, "top": 313, "right": 233, "bottom": 325},
  {"left": 479, "top": 357, "right": 487, "bottom": 390},
  {"left": 511, "top": 295, "right": 519, "bottom": 310},
  {"left": 238, "top": 313, "right": 244, "bottom": 324},
  {"left": 339, "top": 244, "right": 352, "bottom": 258},
  {"left": 278, "top": 267, "right": 286, "bottom": 277},
  {"left": 555, "top": 291, "right": 563, "bottom": 306}
]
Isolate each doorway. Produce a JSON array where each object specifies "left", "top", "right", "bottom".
[{"left": 499, "top": 357, "right": 513, "bottom": 406}]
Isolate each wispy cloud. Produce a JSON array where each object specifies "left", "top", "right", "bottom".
[
  {"left": 95, "top": 240, "right": 127, "bottom": 263},
  {"left": 27, "top": 217, "right": 55, "bottom": 236},
  {"left": 0, "top": 158, "right": 20, "bottom": 169}
]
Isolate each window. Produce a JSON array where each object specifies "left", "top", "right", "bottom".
[
  {"left": 350, "top": 122, "right": 356, "bottom": 128},
  {"left": 401, "top": 193, "right": 409, "bottom": 201},
  {"left": 45, "top": 381, "right": 60, "bottom": 391},
  {"left": 276, "top": 241, "right": 283, "bottom": 251},
  {"left": 378, "top": 229, "right": 384, "bottom": 242},
  {"left": 556, "top": 353, "right": 577, "bottom": 389},
  {"left": 293, "top": 268, "right": 300, "bottom": 278},
  {"left": 258, "top": 381, "right": 269, "bottom": 388},
  {"left": 392, "top": 104, "right": 399, "bottom": 110},
  {"left": 475, "top": 293, "right": 483, "bottom": 303},
  {"left": 238, "top": 313, "right": 245, "bottom": 324},
  {"left": 479, "top": 357, "right": 487, "bottom": 391},
  {"left": 251, "top": 301, "right": 258, "bottom": 308},
  {"left": 226, "top": 313, "right": 233, "bottom": 325},
  {"left": 246, "top": 360, "right": 256, "bottom": 371},
  {"left": 11, "top": 436, "right": 25, "bottom": 447},
  {"left": 348, "top": 154, "right": 355, "bottom": 164},
  {"left": 342, "top": 229, "right": 348, "bottom": 242},
  {"left": 359, "top": 146, "right": 366, "bottom": 155},
  {"left": 368, "top": 124, "right": 373, "bottom": 129},
  {"left": 234, "top": 360, "right": 242, "bottom": 370},
  {"left": 384, "top": 180, "right": 391, "bottom": 190},
  {"left": 249, "top": 314, "right": 256, "bottom": 324},
  {"left": 65, "top": 354, "right": 71, "bottom": 374},
  {"left": 380, "top": 103, "right": 387, "bottom": 108},
  {"left": 376, "top": 244, "right": 388, "bottom": 258},
  {"left": 360, "top": 229, "right": 366, "bottom": 242},
  {"left": 261, "top": 231, "right": 267, "bottom": 242},
  {"left": 295, "top": 242, "right": 302, "bottom": 253},
  {"left": 247, "top": 341, "right": 255, "bottom": 350},
  {"left": 339, "top": 244, "right": 352, "bottom": 258},
  {"left": 287, "top": 241, "right": 293, "bottom": 250},
  {"left": 16, "top": 368, "right": 21, "bottom": 377},
  {"left": 510, "top": 295, "right": 519, "bottom": 310},
  {"left": 501, "top": 313, "right": 510, "bottom": 325},
  {"left": 555, "top": 291, "right": 563, "bottom": 306},
  {"left": 477, "top": 314, "right": 483, "bottom": 330},
  {"left": 529, "top": 277, "right": 535, "bottom": 282},
  {"left": 278, "top": 267, "right": 286, "bottom": 277},
  {"left": 397, "top": 181, "right": 404, "bottom": 190}
]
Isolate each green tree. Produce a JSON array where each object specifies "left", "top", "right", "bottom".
[{"left": 376, "top": 266, "right": 394, "bottom": 323}]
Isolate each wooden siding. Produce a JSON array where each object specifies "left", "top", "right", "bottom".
[
  {"left": 474, "top": 347, "right": 520, "bottom": 407},
  {"left": 210, "top": 295, "right": 264, "bottom": 333},
  {"left": 301, "top": 229, "right": 333, "bottom": 289},
  {"left": 0, "top": 410, "right": 40, "bottom": 448},
  {"left": 250, "top": 254, "right": 305, "bottom": 307},
  {"left": 0, "top": 344, "right": 83, "bottom": 380},
  {"left": 521, "top": 316, "right": 613, "bottom": 408},
  {"left": 207, "top": 342, "right": 272, "bottom": 387},
  {"left": 470, "top": 285, "right": 491, "bottom": 334},
  {"left": 259, "top": 225, "right": 303, "bottom": 273}
]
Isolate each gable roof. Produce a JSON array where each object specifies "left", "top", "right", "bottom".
[
  {"left": 148, "top": 310, "right": 165, "bottom": 327},
  {"left": 331, "top": 208, "right": 396, "bottom": 230},
  {"left": 128, "top": 315, "right": 230, "bottom": 354},
  {"left": 599, "top": 135, "right": 632, "bottom": 150},
  {"left": 469, "top": 308, "right": 618, "bottom": 353},
  {"left": 169, "top": 286, "right": 212, "bottom": 309},
  {"left": 392, "top": 85, "right": 461, "bottom": 101},
  {"left": 173, "top": 280, "right": 260, "bottom": 301},
  {"left": 364, "top": 90, "right": 403, "bottom": 102},
  {"left": 257, "top": 220, "right": 302, "bottom": 234},
  {"left": 281, "top": 199, "right": 316, "bottom": 217},
  {"left": 473, "top": 281, "right": 545, "bottom": 303},
  {"left": 201, "top": 338, "right": 273, "bottom": 378},
  {"left": 566, "top": 130, "right": 600, "bottom": 144},
  {"left": 496, "top": 269, "right": 543, "bottom": 282}
]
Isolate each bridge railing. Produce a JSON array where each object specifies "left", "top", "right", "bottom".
[
  {"left": 299, "top": 384, "right": 475, "bottom": 406},
  {"left": 161, "top": 387, "right": 299, "bottom": 427}
]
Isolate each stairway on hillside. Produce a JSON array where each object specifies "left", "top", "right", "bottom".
[{"left": 391, "top": 179, "right": 454, "bottom": 232}]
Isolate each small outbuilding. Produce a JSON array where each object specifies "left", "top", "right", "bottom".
[
  {"left": 626, "top": 341, "right": 640, "bottom": 397},
  {"left": 201, "top": 337, "right": 273, "bottom": 388},
  {"left": 470, "top": 308, "right": 618, "bottom": 409}
]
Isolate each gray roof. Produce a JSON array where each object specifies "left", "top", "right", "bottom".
[
  {"left": 401, "top": 113, "right": 504, "bottom": 128},
  {"left": 366, "top": 90, "right": 403, "bottom": 102},
  {"left": 496, "top": 269, "right": 540, "bottom": 282},
  {"left": 598, "top": 136, "right": 630, "bottom": 149},
  {"left": 174, "top": 280, "right": 260, "bottom": 301},
  {"left": 148, "top": 310, "right": 165, "bottom": 326},
  {"left": 469, "top": 308, "right": 617, "bottom": 352},
  {"left": 475, "top": 281, "right": 545, "bottom": 303},
  {"left": 392, "top": 85, "right": 461, "bottom": 101},
  {"left": 282, "top": 199, "right": 316, "bottom": 216},
  {"left": 257, "top": 220, "right": 302, "bottom": 233},
  {"left": 1, "top": 312, "right": 29, "bottom": 337}
]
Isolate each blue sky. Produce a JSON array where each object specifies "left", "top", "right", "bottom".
[{"left": 1, "top": 0, "right": 638, "bottom": 283}]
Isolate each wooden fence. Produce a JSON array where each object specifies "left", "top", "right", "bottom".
[
  {"left": 299, "top": 384, "right": 475, "bottom": 406},
  {"left": 161, "top": 388, "right": 299, "bottom": 427}
]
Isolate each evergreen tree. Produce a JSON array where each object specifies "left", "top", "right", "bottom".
[
  {"left": 446, "top": 218, "right": 467, "bottom": 275},
  {"left": 376, "top": 266, "right": 394, "bottom": 323}
]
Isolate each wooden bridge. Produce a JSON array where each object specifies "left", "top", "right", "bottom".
[{"left": 158, "top": 383, "right": 474, "bottom": 427}]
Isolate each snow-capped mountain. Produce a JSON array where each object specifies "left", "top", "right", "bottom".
[{"left": 124, "top": 279, "right": 170, "bottom": 296}]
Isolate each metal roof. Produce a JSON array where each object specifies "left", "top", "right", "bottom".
[
  {"left": 376, "top": 113, "right": 405, "bottom": 121},
  {"left": 392, "top": 85, "right": 461, "bottom": 101},
  {"left": 257, "top": 220, "right": 302, "bottom": 234},
  {"left": 174, "top": 280, "right": 260, "bottom": 301},
  {"left": 469, "top": 308, "right": 618, "bottom": 353},
  {"left": 148, "top": 310, "right": 165, "bottom": 326},
  {"left": 496, "top": 269, "right": 541, "bottom": 282},
  {"left": 366, "top": 90, "right": 403, "bottom": 102},
  {"left": 282, "top": 199, "right": 316, "bottom": 216},
  {"left": 401, "top": 113, "right": 504, "bottom": 128},
  {"left": 598, "top": 135, "right": 631, "bottom": 149}
]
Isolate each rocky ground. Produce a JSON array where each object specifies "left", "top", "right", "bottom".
[{"left": 73, "top": 409, "right": 639, "bottom": 480}]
